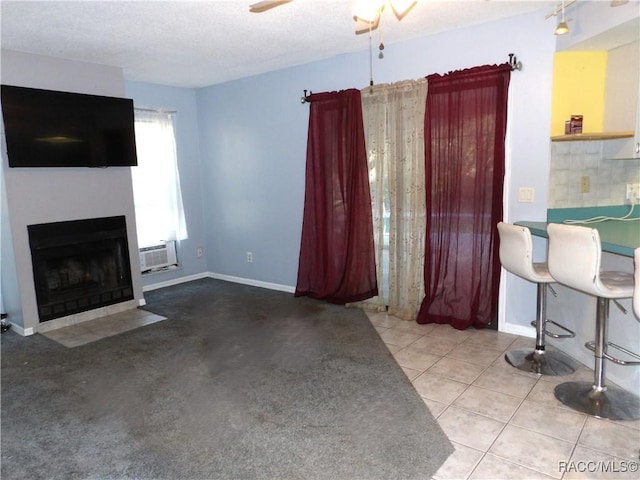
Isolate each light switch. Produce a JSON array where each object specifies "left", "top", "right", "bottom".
[{"left": 518, "top": 187, "right": 535, "bottom": 203}]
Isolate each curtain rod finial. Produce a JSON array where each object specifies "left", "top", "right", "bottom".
[{"left": 508, "top": 53, "right": 522, "bottom": 71}]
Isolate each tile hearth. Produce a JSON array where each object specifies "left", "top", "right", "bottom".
[{"left": 42, "top": 308, "right": 166, "bottom": 348}]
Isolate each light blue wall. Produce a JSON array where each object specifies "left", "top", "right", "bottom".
[
  {"left": 196, "top": 8, "right": 556, "bottom": 308},
  {"left": 125, "top": 81, "right": 208, "bottom": 288},
  {"left": 0, "top": 132, "right": 20, "bottom": 325},
  {"left": 196, "top": 67, "right": 310, "bottom": 287}
]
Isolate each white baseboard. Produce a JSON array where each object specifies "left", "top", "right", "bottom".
[
  {"left": 7, "top": 324, "right": 34, "bottom": 337},
  {"left": 502, "top": 322, "right": 535, "bottom": 338},
  {"left": 142, "top": 271, "right": 295, "bottom": 295},
  {"left": 142, "top": 272, "right": 210, "bottom": 292},
  {"left": 207, "top": 272, "right": 296, "bottom": 294}
]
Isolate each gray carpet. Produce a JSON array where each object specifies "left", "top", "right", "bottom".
[{"left": 1, "top": 278, "right": 454, "bottom": 479}]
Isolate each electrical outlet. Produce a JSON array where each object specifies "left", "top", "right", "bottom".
[
  {"left": 246, "top": 251, "right": 253, "bottom": 263},
  {"left": 581, "top": 176, "right": 590, "bottom": 193},
  {"left": 626, "top": 183, "right": 640, "bottom": 202},
  {"left": 196, "top": 247, "right": 204, "bottom": 258}
]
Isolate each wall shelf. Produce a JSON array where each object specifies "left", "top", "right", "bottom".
[{"left": 551, "top": 131, "right": 634, "bottom": 142}]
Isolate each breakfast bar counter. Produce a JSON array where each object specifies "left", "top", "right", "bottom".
[
  {"left": 516, "top": 206, "right": 640, "bottom": 257},
  {"left": 512, "top": 205, "right": 640, "bottom": 396}
]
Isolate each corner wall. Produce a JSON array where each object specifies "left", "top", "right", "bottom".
[{"left": 125, "top": 81, "right": 208, "bottom": 289}]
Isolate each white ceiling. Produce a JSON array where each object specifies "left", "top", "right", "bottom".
[{"left": 1, "top": 0, "right": 554, "bottom": 88}]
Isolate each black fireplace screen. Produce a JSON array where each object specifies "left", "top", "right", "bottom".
[{"left": 28, "top": 216, "right": 134, "bottom": 322}]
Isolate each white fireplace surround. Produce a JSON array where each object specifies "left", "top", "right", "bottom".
[{"left": 1, "top": 50, "right": 146, "bottom": 335}]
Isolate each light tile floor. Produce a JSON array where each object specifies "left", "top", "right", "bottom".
[
  {"left": 367, "top": 311, "right": 640, "bottom": 480},
  {"left": 42, "top": 308, "right": 166, "bottom": 348}
]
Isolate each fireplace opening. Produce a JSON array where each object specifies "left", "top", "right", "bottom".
[{"left": 28, "top": 216, "right": 134, "bottom": 322}]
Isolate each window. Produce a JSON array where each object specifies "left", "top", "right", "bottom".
[{"left": 132, "top": 109, "right": 187, "bottom": 249}]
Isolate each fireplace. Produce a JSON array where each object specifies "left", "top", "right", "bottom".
[{"left": 28, "top": 216, "right": 134, "bottom": 322}]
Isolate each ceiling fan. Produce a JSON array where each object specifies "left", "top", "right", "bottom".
[{"left": 249, "top": 0, "right": 418, "bottom": 34}]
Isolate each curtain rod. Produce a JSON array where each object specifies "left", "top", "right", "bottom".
[
  {"left": 300, "top": 89, "right": 313, "bottom": 104},
  {"left": 300, "top": 53, "right": 522, "bottom": 104}
]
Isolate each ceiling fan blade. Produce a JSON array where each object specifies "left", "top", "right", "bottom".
[
  {"left": 354, "top": 15, "right": 380, "bottom": 35},
  {"left": 390, "top": 0, "right": 417, "bottom": 20},
  {"left": 249, "top": 0, "right": 293, "bottom": 13}
]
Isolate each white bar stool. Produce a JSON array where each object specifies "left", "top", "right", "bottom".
[
  {"left": 497, "top": 222, "right": 577, "bottom": 375},
  {"left": 548, "top": 223, "right": 640, "bottom": 420}
]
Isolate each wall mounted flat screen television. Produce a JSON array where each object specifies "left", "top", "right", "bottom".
[{"left": 1, "top": 84, "right": 137, "bottom": 168}]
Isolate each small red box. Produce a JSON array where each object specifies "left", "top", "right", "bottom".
[{"left": 570, "top": 115, "right": 583, "bottom": 134}]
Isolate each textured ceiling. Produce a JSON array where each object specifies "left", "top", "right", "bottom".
[{"left": 1, "top": 0, "right": 554, "bottom": 88}]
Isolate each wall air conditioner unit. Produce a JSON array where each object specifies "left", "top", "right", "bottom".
[{"left": 139, "top": 241, "right": 178, "bottom": 272}]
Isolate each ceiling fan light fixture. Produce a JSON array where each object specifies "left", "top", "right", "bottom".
[{"left": 353, "top": 0, "right": 384, "bottom": 23}]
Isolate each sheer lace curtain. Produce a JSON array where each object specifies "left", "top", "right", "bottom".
[
  {"left": 132, "top": 109, "right": 188, "bottom": 248},
  {"left": 360, "top": 79, "right": 428, "bottom": 319}
]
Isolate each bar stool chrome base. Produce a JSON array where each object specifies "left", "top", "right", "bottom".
[
  {"left": 505, "top": 348, "right": 577, "bottom": 376},
  {"left": 554, "top": 381, "right": 640, "bottom": 421}
]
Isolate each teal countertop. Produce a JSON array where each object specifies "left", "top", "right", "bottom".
[{"left": 516, "top": 206, "right": 640, "bottom": 257}]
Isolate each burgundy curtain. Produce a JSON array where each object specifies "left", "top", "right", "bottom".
[
  {"left": 417, "top": 64, "right": 511, "bottom": 329},
  {"left": 295, "top": 89, "right": 378, "bottom": 304}
]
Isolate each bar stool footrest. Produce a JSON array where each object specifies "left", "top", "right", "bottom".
[
  {"left": 529, "top": 319, "right": 575, "bottom": 339},
  {"left": 585, "top": 341, "right": 640, "bottom": 366}
]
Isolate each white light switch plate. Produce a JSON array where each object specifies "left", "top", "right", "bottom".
[{"left": 518, "top": 187, "right": 535, "bottom": 203}]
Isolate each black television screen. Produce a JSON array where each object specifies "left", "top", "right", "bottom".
[{"left": 1, "top": 84, "right": 137, "bottom": 168}]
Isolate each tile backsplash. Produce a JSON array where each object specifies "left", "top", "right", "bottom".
[{"left": 548, "top": 138, "right": 640, "bottom": 208}]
